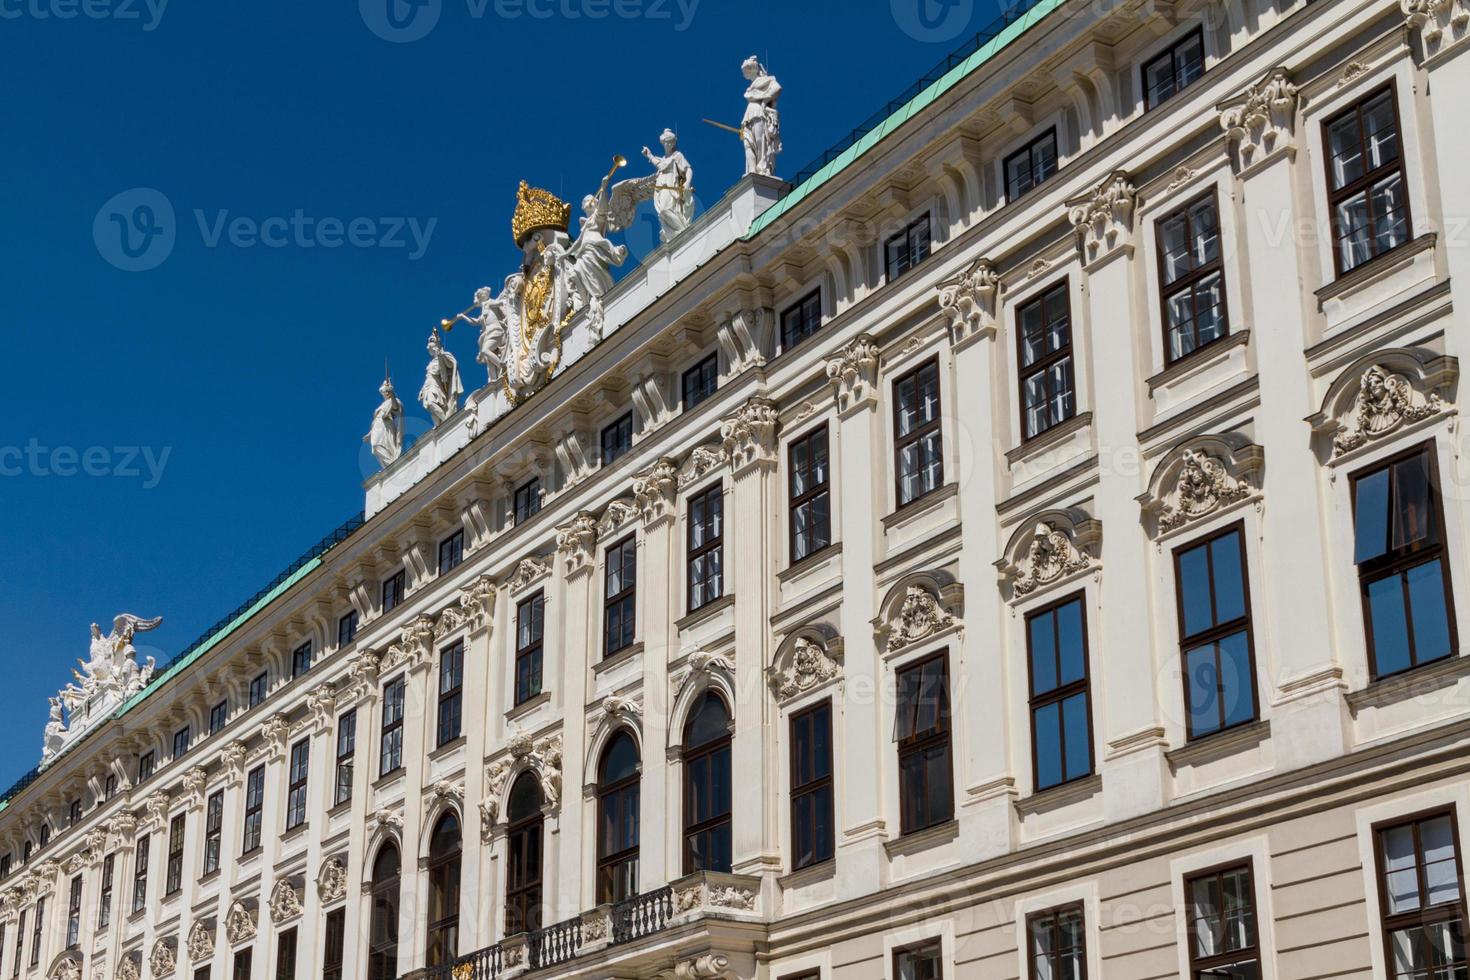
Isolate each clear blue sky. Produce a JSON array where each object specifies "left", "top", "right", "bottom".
[{"left": 0, "top": 0, "right": 1009, "bottom": 788}]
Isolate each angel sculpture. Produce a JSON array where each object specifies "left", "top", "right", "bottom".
[
  {"left": 561, "top": 175, "right": 629, "bottom": 341},
  {"left": 103, "top": 613, "right": 162, "bottom": 696}
]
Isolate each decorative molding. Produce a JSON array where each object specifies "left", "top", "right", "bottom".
[
  {"left": 677, "top": 442, "right": 730, "bottom": 491},
  {"left": 767, "top": 633, "right": 844, "bottom": 703},
  {"left": 318, "top": 857, "right": 348, "bottom": 904},
  {"left": 1338, "top": 60, "right": 1372, "bottom": 86},
  {"left": 1219, "top": 66, "right": 1299, "bottom": 168},
  {"left": 268, "top": 878, "right": 303, "bottom": 925},
  {"left": 1309, "top": 353, "right": 1458, "bottom": 460},
  {"left": 654, "top": 954, "right": 732, "bottom": 980},
  {"left": 998, "top": 510, "right": 1102, "bottom": 599},
  {"left": 305, "top": 684, "right": 338, "bottom": 730},
  {"left": 148, "top": 939, "right": 176, "bottom": 979},
  {"left": 378, "top": 615, "right": 436, "bottom": 675},
  {"left": 344, "top": 650, "right": 382, "bottom": 704},
  {"left": 825, "top": 334, "right": 881, "bottom": 415},
  {"left": 458, "top": 575, "right": 497, "bottom": 633},
  {"left": 717, "top": 308, "right": 772, "bottom": 375},
  {"left": 507, "top": 556, "right": 551, "bottom": 594},
  {"left": 262, "top": 714, "right": 291, "bottom": 757},
  {"left": 116, "top": 956, "right": 140, "bottom": 980},
  {"left": 50, "top": 957, "right": 81, "bottom": 980},
  {"left": 185, "top": 921, "right": 214, "bottom": 963},
  {"left": 1067, "top": 170, "right": 1136, "bottom": 265},
  {"left": 483, "top": 731, "right": 563, "bottom": 829},
  {"left": 181, "top": 767, "right": 209, "bottom": 810},
  {"left": 1404, "top": 0, "right": 1470, "bottom": 58},
  {"left": 938, "top": 260, "right": 999, "bottom": 348},
  {"left": 672, "top": 872, "right": 759, "bottom": 916},
  {"left": 224, "top": 901, "right": 257, "bottom": 947},
  {"left": 555, "top": 512, "right": 600, "bottom": 576},
  {"left": 720, "top": 398, "right": 781, "bottom": 472},
  {"left": 632, "top": 457, "right": 679, "bottom": 525},
  {"left": 596, "top": 498, "right": 639, "bottom": 540},
  {"left": 144, "top": 791, "right": 171, "bottom": 830},
  {"left": 874, "top": 575, "right": 964, "bottom": 654},
  {"left": 1140, "top": 436, "right": 1265, "bottom": 534}
]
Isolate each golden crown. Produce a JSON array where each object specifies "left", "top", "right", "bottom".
[{"left": 511, "top": 181, "right": 571, "bottom": 247}]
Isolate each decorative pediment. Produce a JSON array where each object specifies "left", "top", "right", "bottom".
[
  {"left": 224, "top": 900, "right": 257, "bottom": 947},
  {"left": 318, "top": 857, "right": 348, "bottom": 904},
  {"left": 116, "top": 954, "right": 141, "bottom": 980},
  {"left": 767, "top": 631, "right": 844, "bottom": 703},
  {"left": 1219, "top": 66, "right": 1298, "bottom": 168},
  {"left": 874, "top": 573, "right": 964, "bottom": 654},
  {"left": 677, "top": 442, "right": 730, "bottom": 491},
  {"left": 1309, "top": 351, "right": 1457, "bottom": 461},
  {"left": 633, "top": 457, "right": 679, "bottom": 525},
  {"left": 938, "top": 259, "right": 999, "bottom": 348},
  {"left": 998, "top": 510, "right": 1102, "bottom": 600},
  {"left": 1404, "top": 0, "right": 1469, "bottom": 58},
  {"left": 720, "top": 398, "right": 780, "bottom": 471},
  {"left": 1140, "top": 435, "right": 1264, "bottom": 535},
  {"left": 483, "top": 731, "right": 563, "bottom": 829},
  {"left": 555, "top": 512, "right": 600, "bottom": 576},
  {"left": 507, "top": 556, "right": 552, "bottom": 595},
  {"left": 49, "top": 956, "right": 81, "bottom": 980},
  {"left": 825, "top": 334, "right": 881, "bottom": 415},
  {"left": 185, "top": 921, "right": 214, "bottom": 963},
  {"left": 1067, "top": 170, "right": 1136, "bottom": 265},
  {"left": 268, "top": 878, "right": 303, "bottom": 925},
  {"left": 148, "top": 939, "right": 176, "bottom": 979}
]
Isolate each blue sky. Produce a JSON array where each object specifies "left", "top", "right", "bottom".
[{"left": 0, "top": 0, "right": 1009, "bottom": 788}]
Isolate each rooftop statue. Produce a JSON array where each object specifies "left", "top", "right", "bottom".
[
  {"left": 639, "top": 129, "right": 696, "bottom": 244},
  {"left": 43, "top": 614, "right": 162, "bottom": 764},
  {"left": 366, "top": 375, "right": 405, "bottom": 469},
  {"left": 419, "top": 327, "right": 464, "bottom": 426},
  {"left": 741, "top": 56, "right": 782, "bottom": 177}
]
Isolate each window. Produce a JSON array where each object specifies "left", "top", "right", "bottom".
[
  {"left": 338, "top": 610, "right": 360, "bottom": 648},
  {"left": 513, "top": 481, "right": 542, "bottom": 526},
  {"left": 1018, "top": 282, "right": 1076, "bottom": 442},
  {"left": 173, "top": 726, "right": 191, "bottom": 759},
  {"left": 66, "top": 874, "right": 82, "bottom": 948},
  {"left": 683, "top": 692, "right": 733, "bottom": 874},
  {"left": 885, "top": 215, "right": 932, "bottom": 282},
  {"left": 1027, "top": 595, "right": 1093, "bottom": 792},
  {"left": 1143, "top": 29, "right": 1205, "bottom": 110},
  {"left": 1157, "top": 193, "right": 1228, "bottom": 364},
  {"left": 1375, "top": 810, "right": 1469, "bottom": 980},
  {"left": 104, "top": 773, "right": 118, "bottom": 800},
  {"left": 682, "top": 353, "right": 719, "bottom": 409},
  {"left": 790, "top": 700, "right": 834, "bottom": 871},
  {"left": 382, "top": 570, "right": 406, "bottom": 614},
  {"left": 426, "top": 815, "right": 461, "bottom": 969},
  {"left": 789, "top": 426, "right": 831, "bottom": 564},
  {"left": 165, "top": 812, "right": 185, "bottom": 895},
  {"left": 22, "top": 841, "right": 31, "bottom": 863},
  {"left": 1325, "top": 86, "right": 1410, "bottom": 275},
  {"left": 322, "top": 908, "right": 346, "bottom": 980},
  {"left": 439, "top": 529, "right": 465, "bottom": 574},
  {"left": 39, "top": 825, "right": 50, "bottom": 848},
  {"left": 604, "top": 537, "right": 637, "bottom": 658},
  {"left": 132, "top": 834, "right": 150, "bottom": 914},
  {"left": 291, "top": 641, "right": 312, "bottom": 678},
  {"left": 242, "top": 766, "right": 265, "bottom": 854},
  {"left": 380, "top": 678, "right": 406, "bottom": 776},
  {"left": 335, "top": 710, "right": 357, "bottom": 807},
  {"left": 285, "top": 739, "right": 310, "bottom": 831},
  {"left": 505, "top": 774, "right": 544, "bottom": 937},
  {"left": 894, "top": 941, "right": 942, "bottom": 980},
  {"left": 1176, "top": 525, "right": 1258, "bottom": 740},
  {"left": 780, "top": 290, "right": 823, "bottom": 351},
  {"left": 894, "top": 359, "right": 944, "bottom": 507},
  {"left": 368, "top": 845, "right": 401, "bottom": 980},
  {"left": 232, "top": 949, "right": 252, "bottom": 980},
  {"left": 138, "top": 751, "right": 155, "bottom": 783},
  {"left": 28, "top": 899, "right": 41, "bottom": 967},
  {"left": 895, "top": 653, "right": 953, "bottom": 835},
  {"left": 1005, "top": 129, "right": 1059, "bottom": 203},
  {"left": 515, "top": 594, "right": 545, "bottom": 706},
  {"left": 275, "top": 928, "right": 297, "bottom": 980},
  {"left": 97, "top": 854, "right": 114, "bottom": 930},
  {"left": 1027, "top": 904, "right": 1087, "bottom": 980},
  {"left": 12, "top": 911, "right": 22, "bottom": 978},
  {"left": 0, "top": 854, "right": 9, "bottom": 879},
  {"left": 209, "top": 700, "right": 228, "bottom": 736},
  {"left": 203, "top": 791, "right": 224, "bottom": 876},
  {"left": 68, "top": 799, "right": 82, "bottom": 826},
  {"left": 1186, "top": 863, "right": 1259, "bottom": 978},
  {"left": 596, "top": 732, "right": 641, "bottom": 904},
  {"left": 601, "top": 413, "right": 634, "bottom": 466},
  {"left": 437, "top": 640, "right": 465, "bottom": 747},
  {"left": 1353, "top": 445, "right": 1456, "bottom": 678},
  {"left": 249, "top": 672, "right": 268, "bottom": 708},
  {"left": 687, "top": 484, "right": 724, "bottom": 611}
]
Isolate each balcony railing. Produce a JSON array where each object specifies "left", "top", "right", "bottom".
[
  {"left": 419, "top": 942, "right": 504, "bottom": 980},
  {"left": 529, "top": 917, "right": 582, "bottom": 970},
  {"left": 611, "top": 885, "right": 674, "bottom": 945}
]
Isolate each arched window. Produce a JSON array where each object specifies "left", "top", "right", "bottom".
[
  {"left": 682, "top": 692, "right": 733, "bottom": 874},
  {"left": 368, "top": 843, "right": 401, "bottom": 980},
  {"left": 426, "top": 813, "right": 461, "bottom": 968},
  {"left": 505, "top": 773, "right": 544, "bottom": 936},
  {"left": 596, "top": 732, "right": 640, "bottom": 904}
]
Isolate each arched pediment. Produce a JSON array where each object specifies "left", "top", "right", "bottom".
[
  {"left": 767, "top": 626, "right": 844, "bottom": 705},
  {"left": 873, "top": 570, "right": 963, "bottom": 656},
  {"left": 669, "top": 652, "right": 736, "bottom": 753},
  {"left": 583, "top": 696, "right": 644, "bottom": 787},
  {"left": 482, "top": 731, "right": 563, "bottom": 835},
  {"left": 1308, "top": 349, "right": 1457, "bottom": 462},
  {"left": 997, "top": 508, "right": 1101, "bottom": 601},
  {"left": 1139, "top": 433, "right": 1264, "bottom": 537}
]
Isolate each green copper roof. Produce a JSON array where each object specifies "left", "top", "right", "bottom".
[{"left": 745, "top": 0, "right": 1066, "bottom": 241}]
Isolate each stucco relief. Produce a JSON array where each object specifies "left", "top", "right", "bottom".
[
  {"left": 1308, "top": 350, "right": 1458, "bottom": 462},
  {"left": 1220, "top": 66, "right": 1298, "bottom": 167},
  {"left": 1404, "top": 0, "right": 1470, "bottom": 56},
  {"left": 148, "top": 940, "right": 175, "bottom": 979},
  {"left": 185, "top": 921, "right": 214, "bottom": 962},
  {"left": 767, "top": 634, "right": 843, "bottom": 703},
  {"left": 938, "top": 259, "right": 999, "bottom": 346},
  {"left": 318, "top": 857, "right": 348, "bottom": 904},
  {"left": 1068, "top": 170, "right": 1136, "bottom": 263},
  {"left": 1140, "top": 435, "right": 1264, "bottom": 535},
  {"left": 874, "top": 576, "right": 964, "bottom": 654},
  {"left": 998, "top": 511, "right": 1101, "bottom": 599},
  {"left": 268, "top": 878, "right": 303, "bottom": 925},
  {"left": 224, "top": 900, "right": 257, "bottom": 947}
]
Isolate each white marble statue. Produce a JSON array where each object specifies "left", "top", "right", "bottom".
[
  {"left": 457, "top": 276, "right": 520, "bottom": 387},
  {"left": 44, "top": 699, "right": 66, "bottom": 761},
  {"left": 44, "top": 615, "right": 162, "bottom": 764},
  {"left": 563, "top": 176, "right": 629, "bottom": 340},
  {"left": 741, "top": 56, "right": 782, "bottom": 177},
  {"left": 640, "top": 129, "right": 696, "bottom": 244},
  {"left": 419, "top": 328, "right": 464, "bottom": 426},
  {"left": 365, "top": 376, "right": 404, "bottom": 468}
]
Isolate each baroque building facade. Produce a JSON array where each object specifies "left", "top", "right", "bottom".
[{"left": 5, "top": 1, "right": 1470, "bottom": 979}]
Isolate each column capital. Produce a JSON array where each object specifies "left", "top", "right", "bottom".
[
  {"left": 1067, "top": 170, "right": 1136, "bottom": 269},
  {"left": 1404, "top": 0, "right": 1470, "bottom": 61},
  {"left": 938, "top": 259, "right": 999, "bottom": 351},
  {"left": 825, "top": 334, "right": 881, "bottom": 417},
  {"left": 1219, "top": 66, "right": 1299, "bottom": 174}
]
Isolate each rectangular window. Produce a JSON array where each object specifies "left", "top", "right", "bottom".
[
  {"left": 1186, "top": 863, "right": 1259, "bottom": 978},
  {"left": 173, "top": 726, "right": 191, "bottom": 760},
  {"left": 790, "top": 701, "right": 834, "bottom": 871},
  {"left": 39, "top": 825, "right": 50, "bottom": 849},
  {"left": 1176, "top": 524, "right": 1258, "bottom": 739},
  {"left": 437, "top": 641, "right": 464, "bottom": 747},
  {"left": 97, "top": 855, "right": 114, "bottom": 930},
  {"left": 382, "top": 570, "right": 406, "bottom": 614},
  {"left": 380, "top": 678, "right": 406, "bottom": 777},
  {"left": 291, "top": 641, "right": 312, "bottom": 678},
  {"left": 335, "top": 710, "right": 357, "bottom": 807},
  {"left": 885, "top": 215, "right": 932, "bottom": 282},
  {"left": 275, "top": 927, "right": 297, "bottom": 980},
  {"left": 687, "top": 484, "right": 725, "bottom": 612},
  {"left": 132, "top": 834, "right": 150, "bottom": 914},
  {"left": 323, "top": 908, "right": 346, "bottom": 980},
  {"left": 513, "top": 481, "right": 542, "bottom": 526},
  {"left": 515, "top": 594, "right": 545, "bottom": 706},
  {"left": 138, "top": 751, "right": 155, "bottom": 783},
  {"left": 285, "top": 739, "right": 310, "bottom": 831},
  {"left": 780, "top": 290, "right": 823, "bottom": 352},
  {"left": 894, "top": 359, "right": 944, "bottom": 507},
  {"left": 249, "top": 672, "right": 269, "bottom": 708},
  {"left": 242, "top": 766, "right": 265, "bottom": 854},
  {"left": 203, "top": 791, "right": 224, "bottom": 876},
  {"left": 1143, "top": 29, "right": 1206, "bottom": 110},
  {"left": 1027, "top": 904, "right": 1087, "bottom": 980},
  {"left": 232, "top": 949, "right": 252, "bottom": 980},
  {"left": 1018, "top": 282, "right": 1076, "bottom": 442},
  {"left": 27, "top": 900, "right": 41, "bottom": 967},
  {"left": 1157, "top": 193, "right": 1228, "bottom": 364},
  {"left": 604, "top": 537, "right": 637, "bottom": 658},
  {"left": 682, "top": 353, "right": 719, "bottom": 410},
  {"left": 789, "top": 426, "right": 832, "bottom": 564},
  {"left": 1005, "top": 129, "right": 1059, "bottom": 203},
  {"left": 209, "top": 700, "right": 228, "bottom": 736},
  {"left": 1376, "top": 809, "right": 1469, "bottom": 980},
  {"left": 1353, "top": 445, "right": 1456, "bottom": 678},
  {"left": 165, "top": 812, "right": 185, "bottom": 896},
  {"left": 1027, "top": 595, "right": 1094, "bottom": 791},
  {"left": 1325, "top": 86, "right": 1411, "bottom": 275},
  {"left": 439, "top": 529, "right": 465, "bottom": 574},
  {"left": 66, "top": 874, "right": 81, "bottom": 948},
  {"left": 68, "top": 800, "right": 82, "bottom": 826},
  {"left": 0, "top": 854, "right": 10, "bottom": 879},
  {"left": 895, "top": 653, "right": 953, "bottom": 835},
  {"left": 894, "top": 941, "right": 942, "bottom": 980},
  {"left": 12, "top": 911, "right": 22, "bottom": 978},
  {"left": 601, "top": 413, "right": 634, "bottom": 466},
  {"left": 105, "top": 773, "right": 118, "bottom": 800},
  {"left": 338, "top": 610, "right": 360, "bottom": 648}
]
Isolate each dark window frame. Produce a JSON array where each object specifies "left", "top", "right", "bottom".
[
  {"left": 788, "top": 425, "right": 832, "bottom": 565},
  {"left": 291, "top": 641, "right": 312, "bottom": 679},
  {"left": 895, "top": 651, "right": 954, "bottom": 836},
  {"left": 322, "top": 907, "right": 346, "bottom": 980},
  {"left": 1185, "top": 859, "right": 1260, "bottom": 979},
  {"left": 1025, "top": 592, "right": 1096, "bottom": 792},
  {"left": 1004, "top": 128, "right": 1060, "bottom": 204},
  {"left": 1372, "top": 806, "right": 1470, "bottom": 980},
  {"left": 601, "top": 412, "right": 635, "bottom": 466},
  {"left": 382, "top": 570, "right": 406, "bottom": 614},
  {"left": 1142, "top": 27, "right": 1207, "bottom": 111},
  {"left": 208, "top": 700, "right": 228, "bottom": 736},
  {"left": 437, "top": 640, "right": 465, "bottom": 747},
  {"left": 242, "top": 766, "right": 265, "bottom": 855},
  {"left": 379, "top": 677, "right": 406, "bottom": 778},
  {"left": 1026, "top": 903, "right": 1089, "bottom": 980},
  {"left": 1155, "top": 190, "right": 1231, "bottom": 366},
  {"left": 97, "top": 854, "right": 114, "bottom": 930},
  {"left": 513, "top": 480, "right": 542, "bottom": 526},
  {"left": 335, "top": 710, "right": 357, "bottom": 807},
  {"left": 789, "top": 700, "right": 835, "bottom": 871},
  {"left": 248, "top": 672, "right": 269, "bottom": 708},
  {"left": 203, "top": 791, "right": 224, "bottom": 876},
  {"left": 65, "top": 874, "right": 82, "bottom": 949},
  {"left": 131, "top": 834, "right": 150, "bottom": 915},
  {"left": 1323, "top": 84, "right": 1413, "bottom": 278},
  {"left": 1016, "top": 280, "right": 1077, "bottom": 443},
  {"left": 338, "top": 610, "right": 359, "bottom": 648},
  {"left": 682, "top": 693, "right": 734, "bottom": 875},
  {"left": 28, "top": 898, "right": 42, "bottom": 967},
  {"left": 275, "top": 927, "right": 298, "bottom": 980},
  {"left": 885, "top": 214, "right": 933, "bottom": 283},
  {"left": 504, "top": 775, "right": 545, "bottom": 937},
  {"left": 892, "top": 940, "right": 944, "bottom": 980},
  {"left": 425, "top": 815, "right": 461, "bottom": 969},
  {"left": 596, "top": 734, "right": 641, "bottom": 905},
  {"left": 514, "top": 593, "right": 546, "bottom": 707},
  {"left": 682, "top": 353, "right": 720, "bottom": 410},
  {"left": 687, "top": 483, "right": 725, "bottom": 612},
  {"left": 165, "top": 812, "right": 186, "bottom": 896},
  {"left": 137, "top": 751, "right": 156, "bottom": 783},
  {"left": 368, "top": 845, "right": 401, "bottom": 980},
  {"left": 439, "top": 529, "right": 465, "bottom": 574},
  {"left": 892, "top": 358, "right": 945, "bottom": 509},
  {"left": 603, "top": 536, "right": 638, "bottom": 659},
  {"left": 780, "top": 289, "right": 824, "bottom": 352},
  {"left": 285, "top": 738, "right": 310, "bottom": 831},
  {"left": 1173, "top": 522, "right": 1260, "bottom": 741}
]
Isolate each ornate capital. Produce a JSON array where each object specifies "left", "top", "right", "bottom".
[
  {"left": 379, "top": 615, "right": 435, "bottom": 675},
  {"left": 458, "top": 575, "right": 497, "bottom": 633},
  {"left": 262, "top": 714, "right": 292, "bottom": 757},
  {"left": 1404, "top": 0, "right": 1470, "bottom": 58},
  {"left": 826, "top": 334, "right": 881, "bottom": 415},
  {"left": 181, "top": 767, "right": 209, "bottom": 810},
  {"left": 1220, "top": 66, "right": 1299, "bottom": 169},
  {"left": 305, "top": 684, "right": 339, "bottom": 731},
  {"left": 720, "top": 398, "right": 780, "bottom": 472},
  {"left": 144, "top": 791, "right": 171, "bottom": 829},
  {"left": 633, "top": 457, "right": 679, "bottom": 526},
  {"left": 555, "top": 512, "right": 600, "bottom": 577},
  {"left": 938, "top": 259, "right": 999, "bottom": 349},
  {"left": 1068, "top": 170, "right": 1136, "bottom": 266}
]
